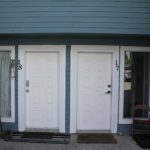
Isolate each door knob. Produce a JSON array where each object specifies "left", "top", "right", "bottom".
[{"left": 105, "top": 91, "right": 111, "bottom": 94}]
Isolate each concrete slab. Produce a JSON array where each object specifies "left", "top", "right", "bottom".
[{"left": 0, "top": 135, "right": 149, "bottom": 150}]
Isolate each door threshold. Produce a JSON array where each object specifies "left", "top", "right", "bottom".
[{"left": 25, "top": 128, "right": 59, "bottom": 133}]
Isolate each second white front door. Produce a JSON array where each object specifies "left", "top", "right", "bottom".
[
  {"left": 26, "top": 52, "right": 59, "bottom": 130},
  {"left": 77, "top": 52, "right": 112, "bottom": 131}
]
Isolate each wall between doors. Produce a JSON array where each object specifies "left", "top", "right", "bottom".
[{"left": 0, "top": 36, "right": 150, "bottom": 134}]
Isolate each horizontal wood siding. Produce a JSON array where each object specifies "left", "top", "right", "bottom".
[{"left": 0, "top": 0, "right": 150, "bottom": 35}]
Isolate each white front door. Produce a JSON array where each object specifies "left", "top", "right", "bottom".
[
  {"left": 26, "top": 52, "right": 59, "bottom": 129},
  {"left": 77, "top": 52, "right": 112, "bottom": 131}
]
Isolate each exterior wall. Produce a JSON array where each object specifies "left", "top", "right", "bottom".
[
  {"left": 0, "top": 36, "right": 150, "bottom": 134},
  {"left": 0, "top": 0, "right": 150, "bottom": 35},
  {"left": 118, "top": 124, "right": 132, "bottom": 135}
]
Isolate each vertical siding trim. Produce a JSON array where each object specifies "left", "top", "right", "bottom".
[
  {"left": 65, "top": 45, "right": 71, "bottom": 133},
  {"left": 15, "top": 45, "right": 18, "bottom": 130}
]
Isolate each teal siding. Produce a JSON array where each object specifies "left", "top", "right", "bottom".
[
  {"left": 0, "top": 0, "right": 150, "bottom": 35},
  {"left": 2, "top": 46, "right": 18, "bottom": 131},
  {"left": 14, "top": 45, "right": 18, "bottom": 131},
  {"left": 65, "top": 45, "right": 71, "bottom": 133},
  {"left": 118, "top": 124, "right": 132, "bottom": 135}
]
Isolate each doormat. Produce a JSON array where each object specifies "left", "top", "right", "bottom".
[
  {"left": 77, "top": 133, "right": 117, "bottom": 144},
  {"left": 4, "top": 131, "right": 70, "bottom": 144},
  {"left": 134, "top": 135, "right": 150, "bottom": 149}
]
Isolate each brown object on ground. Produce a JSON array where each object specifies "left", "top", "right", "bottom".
[
  {"left": 133, "top": 104, "right": 150, "bottom": 136},
  {"left": 77, "top": 133, "right": 117, "bottom": 144},
  {"left": 0, "top": 132, "right": 5, "bottom": 138},
  {"left": 133, "top": 105, "right": 150, "bottom": 148}
]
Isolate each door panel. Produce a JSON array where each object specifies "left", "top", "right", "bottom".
[
  {"left": 77, "top": 53, "right": 112, "bottom": 130},
  {"left": 26, "top": 52, "right": 59, "bottom": 129}
]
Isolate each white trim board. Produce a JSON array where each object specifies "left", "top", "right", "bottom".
[
  {"left": 70, "top": 45, "right": 119, "bottom": 133},
  {"left": 0, "top": 46, "right": 15, "bottom": 123},
  {"left": 119, "top": 46, "right": 150, "bottom": 124},
  {"left": 18, "top": 45, "right": 66, "bottom": 133}
]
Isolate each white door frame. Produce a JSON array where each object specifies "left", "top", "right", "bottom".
[
  {"left": 70, "top": 45, "right": 119, "bottom": 133},
  {"left": 119, "top": 46, "right": 150, "bottom": 124},
  {"left": 18, "top": 45, "right": 66, "bottom": 133}
]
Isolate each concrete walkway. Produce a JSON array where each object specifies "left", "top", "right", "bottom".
[{"left": 0, "top": 135, "right": 149, "bottom": 150}]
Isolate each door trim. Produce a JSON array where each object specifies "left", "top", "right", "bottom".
[
  {"left": 70, "top": 45, "right": 119, "bottom": 133},
  {"left": 119, "top": 46, "right": 150, "bottom": 124},
  {"left": 18, "top": 45, "right": 66, "bottom": 133}
]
